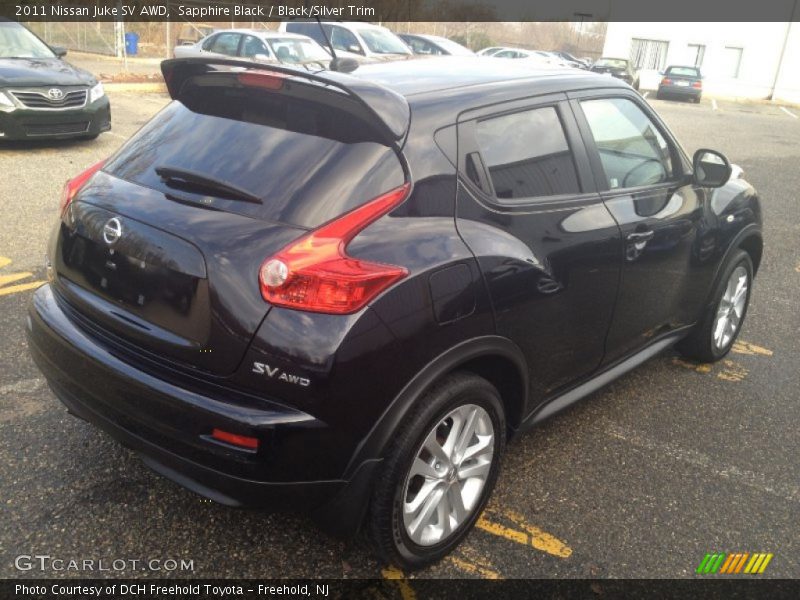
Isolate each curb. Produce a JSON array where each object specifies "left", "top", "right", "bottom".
[{"left": 104, "top": 82, "right": 167, "bottom": 93}]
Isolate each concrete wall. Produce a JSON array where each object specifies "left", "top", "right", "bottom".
[{"left": 603, "top": 22, "right": 800, "bottom": 102}]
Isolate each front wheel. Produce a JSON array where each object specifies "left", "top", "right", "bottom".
[
  {"left": 368, "top": 372, "right": 506, "bottom": 569},
  {"left": 678, "top": 249, "right": 753, "bottom": 362}
]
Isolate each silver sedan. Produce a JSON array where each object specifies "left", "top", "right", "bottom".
[{"left": 173, "top": 29, "right": 332, "bottom": 68}]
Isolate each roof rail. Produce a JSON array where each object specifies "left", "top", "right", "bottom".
[{"left": 160, "top": 57, "right": 410, "bottom": 143}]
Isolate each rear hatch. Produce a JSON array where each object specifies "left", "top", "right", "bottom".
[{"left": 54, "top": 62, "right": 406, "bottom": 376}]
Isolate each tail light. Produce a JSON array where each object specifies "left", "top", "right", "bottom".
[
  {"left": 211, "top": 428, "right": 259, "bottom": 450},
  {"left": 237, "top": 70, "right": 288, "bottom": 91},
  {"left": 692, "top": 81, "right": 702, "bottom": 89},
  {"left": 259, "top": 183, "right": 411, "bottom": 314},
  {"left": 59, "top": 159, "right": 105, "bottom": 215},
  {"left": 661, "top": 78, "right": 672, "bottom": 86}
]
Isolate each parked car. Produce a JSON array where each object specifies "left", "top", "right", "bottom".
[
  {"left": 0, "top": 20, "right": 110, "bottom": 141},
  {"left": 657, "top": 66, "right": 703, "bottom": 103},
  {"left": 550, "top": 50, "right": 589, "bottom": 68},
  {"left": 398, "top": 33, "right": 474, "bottom": 56},
  {"left": 28, "top": 56, "right": 762, "bottom": 569},
  {"left": 280, "top": 21, "right": 412, "bottom": 61},
  {"left": 490, "top": 47, "right": 572, "bottom": 68},
  {"left": 175, "top": 24, "right": 216, "bottom": 47},
  {"left": 173, "top": 30, "right": 332, "bottom": 68},
  {"left": 590, "top": 57, "right": 640, "bottom": 89},
  {"left": 476, "top": 46, "right": 506, "bottom": 56}
]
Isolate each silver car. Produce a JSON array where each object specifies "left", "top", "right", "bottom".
[{"left": 173, "top": 30, "right": 332, "bottom": 68}]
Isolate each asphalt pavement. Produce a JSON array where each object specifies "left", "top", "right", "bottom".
[{"left": 1, "top": 91, "right": 798, "bottom": 584}]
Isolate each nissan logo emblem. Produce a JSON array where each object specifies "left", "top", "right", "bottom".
[
  {"left": 47, "top": 88, "right": 64, "bottom": 100},
  {"left": 102, "top": 218, "right": 123, "bottom": 245}
]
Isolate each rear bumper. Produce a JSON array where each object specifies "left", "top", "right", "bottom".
[
  {"left": 0, "top": 96, "right": 111, "bottom": 140},
  {"left": 658, "top": 85, "right": 701, "bottom": 99},
  {"left": 26, "top": 284, "right": 376, "bottom": 532}
]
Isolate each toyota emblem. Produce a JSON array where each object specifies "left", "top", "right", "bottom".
[
  {"left": 102, "top": 217, "right": 123, "bottom": 245},
  {"left": 47, "top": 88, "right": 64, "bottom": 100}
]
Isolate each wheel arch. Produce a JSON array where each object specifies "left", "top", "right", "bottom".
[
  {"left": 738, "top": 232, "right": 763, "bottom": 275},
  {"left": 343, "top": 335, "right": 529, "bottom": 479}
]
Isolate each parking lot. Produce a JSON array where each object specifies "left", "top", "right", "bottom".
[{"left": 1, "top": 90, "right": 798, "bottom": 583}]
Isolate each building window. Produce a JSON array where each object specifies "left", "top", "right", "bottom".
[
  {"left": 687, "top": 43, "right": 705, "bottom": 68},
  {"left": 630, "top": 38, "right": 669, "bottom": 70},
  {"left": 722, "top": 46, "right": 743, "bottom": 78}
]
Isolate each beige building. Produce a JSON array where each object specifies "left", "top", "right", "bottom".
[{"left": 603, "top": 22, "right": 800, "bottom": 103}]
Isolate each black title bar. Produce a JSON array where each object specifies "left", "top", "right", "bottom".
[{"left": 2, "top": 0, "right": 800, "bottom": 22}]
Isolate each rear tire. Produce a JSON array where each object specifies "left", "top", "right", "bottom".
[
  {"left": 678, "top": 249, "right": 753, "bottom": 363},
  {"left": 368, "top": 372, "right": 506, "bottom": 570}
]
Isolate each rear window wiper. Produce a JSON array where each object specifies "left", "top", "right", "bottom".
[{"left": 155, "top": 166, "right": 263, "bottom": 204}]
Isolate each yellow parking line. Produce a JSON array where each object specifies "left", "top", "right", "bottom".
[
  {"left": 0, "top": 256, "right": 45, "bottom": 297},
  {"left": 731, "top": 341, "right": 773, "bottom": 356},
  {"left": 671, "top": 357, "right": 713, "bottom": 373},
  {"left": 477, "top": 508, "right": 572, "bottom": 558},
  {"left": 717, "top": 359, "right": 748, "bottom": 382},
  {"left": 448, "top": 556, "right": 503, "bottom": 579},
  {"left": 381, "top": 566, "right": 417, "bottom": 600}
]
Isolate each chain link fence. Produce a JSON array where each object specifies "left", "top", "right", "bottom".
[{"left": 27, "top": 22, "right": 121, "bottom": 56}]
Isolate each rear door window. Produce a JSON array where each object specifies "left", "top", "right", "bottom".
[
  {"left": 474, "top": 106, "right": 581, "bottom": 200},
  {"left": 240, "top": 35, "right": 268, "bottom": 58},
  {"left": 103, "top": 80, "right": 404, "bottom": 230}
]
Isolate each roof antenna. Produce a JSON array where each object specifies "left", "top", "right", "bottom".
[
  {"left": 315, "top": 17, "right": 359, "bottom": 73},
  {"left": 315, "top": 16, "right": 337, "bottom": 61}
]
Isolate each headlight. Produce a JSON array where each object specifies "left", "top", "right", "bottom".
[
  {"left": 0, "top": 90, "right": 15, "bottom": 108},
  {"left": 89, "top": 82, "right": 104, "bottom": 103}
]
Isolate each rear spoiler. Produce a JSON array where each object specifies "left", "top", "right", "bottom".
[{"left": 161, "top": 58, "right": 410, "bottom": 144}]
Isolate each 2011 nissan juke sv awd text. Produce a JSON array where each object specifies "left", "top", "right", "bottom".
[{"left": 27, "top": 57, "right": 763, "bottom": 568}]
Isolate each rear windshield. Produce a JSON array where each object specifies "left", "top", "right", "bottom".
[
  {"left": 666, "top": 67, "right": 700, "bottom": 77},
  {"left": 104, "top": 80, "right": 404, "bottom": 229},
  {"left": 595, "top": 58, "right": 627, "bottom": 68}
]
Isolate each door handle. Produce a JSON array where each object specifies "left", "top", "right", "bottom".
[{"left": 627, "top": 230, "right": 654, "bottom": 242}]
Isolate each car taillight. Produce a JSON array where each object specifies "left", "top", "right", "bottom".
[
  {"left": 692, "top": 81, "right": 702, "bottom": 89},
  {"left": 259, "top": 183, "right": 411, "bottom": 315},
  {"left": 211, "top": 428, "right": 259, "bottom": 450},
  {"left": 237, "top": 71, "right": 288, "bottom": 90},
  {"left": 59, "top": 159, "right": 105, "bottom": 215},
  {"left": 661, "top": 78, "right": 672, "bottom": 85}
]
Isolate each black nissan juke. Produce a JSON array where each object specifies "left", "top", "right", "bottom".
[
  {"left": 27, "top": 56, "right": 762, "bottom": 568},
  {"left": 0, "top": 20, "right": 110, "bottom": 141}
]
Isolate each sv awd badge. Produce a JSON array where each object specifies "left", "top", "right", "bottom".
[{"left": 252, "top": 362, "right": 310, "bottom": 387}]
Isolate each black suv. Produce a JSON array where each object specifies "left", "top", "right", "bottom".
[{"left": 27, "top": 57, "right": 762, "bottom": 568}]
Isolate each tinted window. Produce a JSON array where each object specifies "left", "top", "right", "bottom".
[
  {"left": 240, "top": 35, "right": 268, "bottom": 58},
  {"left": 404, "top": 36, "right": 442, "bottom": 55},
  {"left": 286, "top": 23, "right": 328, "bottom": 47},
  {"left": 581, "top": 97, "right": 673, "bottom": 189},
  {"left": 104, "top": 84, "right": 404, "bottom": 229},
  {"left": 209, "top": 32, "right": 240, "bottom": 56},
  {"left": 358, "top": 28, "right": 410, "bottom": 54},
  {"left": 474, "top": 107, "right": 581, "bottom": 201}
]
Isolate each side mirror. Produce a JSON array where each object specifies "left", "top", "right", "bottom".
[
  {"left": 347, "top": 44, "right": 363, "bottom": 54},
  {"left": 51, "top": 45, "right": 67, "bottom": 58},
  {"left": 253, "top": 53, "right": 271, "bottom": 62},
  {"left": 330, "top": 56, "right": 359, "bottom": 73},
  {"left": 693, "top": 149, "right": 732, "bottom": 188}
]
